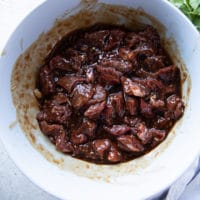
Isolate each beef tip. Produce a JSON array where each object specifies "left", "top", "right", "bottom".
[
  {"left": 85, "top": 67, "right": 95, "bottom": 83},
  {"left": 123, "top": 116, "right": 142, "bottom": 127},
  {"left": 52, "top": 93, "right": 68, "bottom": 104},
  {"left": 150, "top": 95, "right": 165, "bottom": 109},
  {"left": 96, "top": 65, "right": 122, "bottom": 84},
  {"left": 37, "top": 101, "right": 71, "bottom": 124},
  {"left": 104, "top": 29, "right": 125, "bottom": 50},
  {"left": 100, "top": 57, "right": 133, "bottom": 73},
  {"left": 102, "top": 104, "right": 115, "bottom": 126},
  {"left": 149, "top": 128, "right": 166, "bottom": 146},
  {"left": 49, "top": 55, "right": 75, "bottom": 72},
  {"left": 125, "top": 32, "right": 146, "bottom": 48},
  {"left": 139, "top": 25, "right": 161, "bottom": 52},
  {"left": 143, "top": 56, "right": 165, "bottom": 72},
  {"left": 38, "top": 120, "right": 64, "bottom": 137},
  {"left": 93, "top": 139, "right": 111, "bottom": 159},
  {"left": 153, "top": 116, "right": 173, "bottom": 129},
  {"left": 88, "top": 85, "right": 106, "bottom": 105},
  {"left": 71, "top": 119, "right": 96, "bottom": 144},
  {"left": 107, "top": 144, "right": 122, "bottom": 163},
  {"left": 84, "top": 30, "right": 110, "bottom": 49},
  {"left": 39, "top": 65, "right": 55, "bottom": 96},
  {"left": 166, "top": 94, "right": 184, "bottom": 120},
  {"left": 56, "top": 132, "right": 73, "bottom": 153},
  {"left": 135, "top": 123, "right": 152, "bottom": 144},
  {"left": 70, "top": 84, "right": 94, "bottom": 109},
  {"left": 117, "top": 135, "right": 144, "bottom": 153},
  {"left": 155, "top": 65, "right": 180, "bottom": 84},
  {"left": 64, "top": 48, "right": 87, "bottom": 69},
  {"left": 140, "top": 99, "right": 154, "bottom": 118},
  {"left": 125, "top": 96, "right": 138, "bottom": 116},
  {"left": 57, "top": 75, "right": 86, "bottom": 93},
  {"left": 109, "top": 92, "right": 125, "bottom": 117},
  {"left": 70, "top": 131, "right": 87, "bottom": 145},
  {"left": 118, "top": 47, "right": 137, "bottom": 61},
  {"left": 121, "top": 76, "right": 149, "bottom": 97},
  {"left": 104, "top": 124, "right": 131, "bottom": 136},
  {"left": 84, "top": 101, "right": 106, "bottom": 119}
]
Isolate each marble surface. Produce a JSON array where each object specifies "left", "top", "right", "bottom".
[{"left": 0, "top": 1, "right": 199, "bottom": 199}]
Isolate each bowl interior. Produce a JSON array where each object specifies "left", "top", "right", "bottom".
[{"left": 0, "top": 0, "right": 200, "bottom": 200}]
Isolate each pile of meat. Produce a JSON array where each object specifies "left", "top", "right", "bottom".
[{"left": 35, "top": 24, "right": 184, "bottom": 164}]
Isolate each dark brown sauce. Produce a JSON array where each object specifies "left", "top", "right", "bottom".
[{"left": 35, "top": 24, "right": 184, "bottom": 164}]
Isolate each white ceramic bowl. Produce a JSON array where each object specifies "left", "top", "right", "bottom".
[{"left": 1, "top": 0, "right": 200, "bottom": 199}]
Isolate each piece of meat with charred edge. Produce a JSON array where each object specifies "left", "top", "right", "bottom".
[
  {"left": 107, "top": 144, "right": 122, "bottom": 163},
  {"left": 117, "top": 135, "right": 144, "bottom": 153},
  {"left": 84, "top": 101, "right": 106, "bottom": 119},
  {"left": 96, "top": 65, "right": 122, "bottom": 84},
  {"left": 121, "top": 76, "right": 149, "bottom": 97},
  {"left": 102, "top": 104, "right": 115, "bottom": 126},
  {"left": 93, "top": 139, "right": 111, "bottom": 159},
  {"left": 104, "top": 124, "right": 131, "bottom": 136},
  {"left": 123, "top": 116, "right": 142, "bottom": 127},
  {"left": 149, "top": 128, "right": 166, "bottom": 147},
  {"left": 39, "top": 65, "right": 55, "bottom": 96},
  {"left": 57, "top": 75, "right": 86, "bottom": 93},
  {"left": 70, "top": 84, "right": 94, "bottom": 109}
]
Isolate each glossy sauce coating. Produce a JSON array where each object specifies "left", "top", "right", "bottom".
[{"left": 35, "top": 24, "right": 184, "bottom": 164}]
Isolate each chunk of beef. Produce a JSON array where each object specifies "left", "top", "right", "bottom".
[
  {"left": 52, "top": 93, "right": 68, "bottom": 104},
  {"left": 125, "top": 96, "right": 138, "bottom": 115},
  {"left": 104, "top": 124, "right": 131, "bottom": 136},
  {"left": 70, "top": 84, "right": 94, "bottom": 109},
  {"left": 155, "top": 65, "right": 180, "bottom": 84},
  {"left": 104, "top": 29, "right": 125, "bottom": 50},
  {"left": 121, "top": 76, "right": 149, "bottom": 97},
  {"left": 49, "top": 55, "right": 76, "bottom": 72},
  {"left": 84, "top": 101, "right": 106, "bottom": 119},
  {"left": 107, "top": 144, "right": 122, "bottom": 163},
  {"left": 93, "top": 139, "right": 111, "bottom": 159},
  {"left": 117, "top": 135, "right": 144, "bottom": 153},
  {"left": 39, "top": 65, "right": 55, "bottom": 96},
  {"left": 71, "top": 119, "right": 96, "bottom": 144},
  {"left": 88, "top": 85, "right": 106, "bottom": 105},
  {"left": 85, "top": 67, "right": 95, "bottom": 83},
  {"left": 96, "top": 65, "right": 122, "bottom": 84},
  {"left": 56, "top": 132, "right": 73, "bottom": 153},
  {"left": 149, "top": 128, "right": 166, "bottom": 147},
  {"left": 166, "top": 94, "right": 184, "bottom": 120},
  {"left": 109, "top": 92, "right": 125, "bottom": 117},
  {"left": 150, "top": 95, "right": 165, "bottom": 109},
  {"left": 102, "top": 104, "right": 115, "bottom": 126},
  {"left": 143, "top": 56, "right": 166, "bottom": 72},
  {"left": 100, "top": 57, "right": 133, "bottom": 73},
  {"left": 140, "top": 99, "right": 154, "bottom": 118},
  {"left": 135, "top": 123, "right": 152, "bottom": 144},
  {"left": 39, "top": 120, "right": 64, "bottom": 137},
  {"left": 125, "top": 33, "right": 146, "bottom": 48},
  {"left": 123, "top": 116, "right": 142, "bottom": 127},
  {"left": 84, "top": 30, "right": 110, "bottom": 49},
  {"left": 57, "top": 75, "right": 86, "bottom": 93},
  {"left": 37, "top": 101, "right": 71, "bottom": 124}
]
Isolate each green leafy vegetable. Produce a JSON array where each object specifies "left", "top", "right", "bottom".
[{"left": 169, "top": 0, "right": 200, "bottom": 31}]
